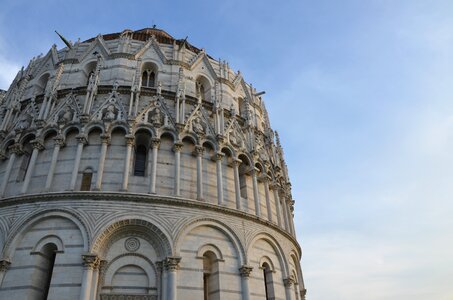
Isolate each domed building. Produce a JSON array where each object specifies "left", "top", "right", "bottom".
[{"left": 0, "top": 28, "right": 306, "bottom": 300}]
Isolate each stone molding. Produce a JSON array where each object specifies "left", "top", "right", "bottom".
[{"left": 0, "top": 192, "right": 300, "bottom": 252}]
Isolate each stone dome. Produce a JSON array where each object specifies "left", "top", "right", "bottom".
[{"left": 0, "top": 28, "right": 306, "bottom": 300}]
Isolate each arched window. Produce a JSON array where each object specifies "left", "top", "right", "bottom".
[
  {"left": 80, "top": 168, "right": 93, "bottom": 191},
  {"left": 17, "top": 142, "right": 33, "bottom": 182},
  {"left": 239, "top": 162, "right": 248, "bottom": 200},
  {"left": 238, "top": 97, "right": 244, "bottom": 118},
  {"left": 40, "top": 243, "right": 58, "bottom": 299},
  {"left": 134, "top": 144, "right": 147, "bottom": 176},
  {"left": 141, "top": 70, "right": 156, "bottom": 87},
  {"left": 203, "top": 251, "right": 220, "bottom": 300},
  {"left": 262, "top": 262, "right": 275, "bottom": 300}
]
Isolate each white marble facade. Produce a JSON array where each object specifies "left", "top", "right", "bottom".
[{"left": 0, "top": 28, "right": 306, "bottom": 300}]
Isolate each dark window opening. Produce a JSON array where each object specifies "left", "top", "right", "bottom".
[
  {"left": 134, "top": 145, "right": 147, "bottom": 176},
  {"left": 80, "top": 170, "right": 93, "bottom": 191},
  {"left": 41, "top": 243, "right": 57, "bottom": 300}
]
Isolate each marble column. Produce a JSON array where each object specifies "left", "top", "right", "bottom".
[
  {"left": 239, "top": 265, "right": 253, "bottom": 300},
  {"left": 121, "top": 134, "right": 135, "bottom": 191},
  {"left": 45, "top": 135, "right": 65, "bottom": 191},
  {"left": 149, "top": 138, "right": 160, "bottom": 194},
  {"left": 251, "top": 167, "right": 261, "bottom": 217},
  {"left": 95, "top": 260, "right": 108, "bottom": 300},
  {"left": 173, "top": 142, "right": 183, "bottom": 196},
  {"left": 288, "top": 199, "right": 297, "bottom": 236},
  {"left": 0, "top": 144, "right": 22, "bottom": 197},
  {"left": 281, "top": 193, "right": 290, "bottom": 233},
  {"left": 21, "top": 139, "right": 44, "bottom": 194},
  {"left": 263, "top": 177, "right": 273, "bottom": 222},
  {"left": 165, "top": 256, "right": 181, "bottom": 300},
  {"left": 79, "top": 254, "right": 99, "bottom": 300},
  {"left": 156, "top": 261, "right": 164, "bottom": 300},
  {"left": 0, "top": 259, "right": 11, "bottom": 286},
  {"left": 70, "top": 134, "right": 88, "bottom": 190},
  {"left": 194, "top": 146, "right": 204, "bottom": 201},
  {"left": 232, "top": 159, "right": 242, "bottom": 210},
  {"left": 284, "top": 276, "right": 296, "bottom": 300},
  {"left": 94, "top": 134, "right": 110, "bottom": 190},
  {"left": 271, "top": 184, "right": 283, "bottom": 227},
  {"left": 214, "top": 152, "right": 225, "bottom": 205}
]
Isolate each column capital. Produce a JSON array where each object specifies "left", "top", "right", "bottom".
[
  {"left": 98, "top": 259, "right": 108, "bottom": 275},
  {"left": 155, "top": 260, "right": 164, "bottom": 273},
  {"left": 231, "top": 158, "right": 242, "bottom": 167},
  {"left": 0, "top": 150, "right": 7, "bottom": 160},
  {"left": 75, "top": 134, "right": 88, "bottom": 145},
  {"left": 193, "top": 145, "right": 204, "bottom": 157},
  {"left": 172, "top": 142, "right": 183, "bottom": 152},
  {"left": 0, "top": 259, "right": 11, "bottom": 272},
  {"left": 82, "top": 254, "right": 100, "bottom": 270},
  {"left": 212, "top": 152, "right": 225, "bottom": 161},
  {"left": 30, "top": 139, "right": 45, "bottom": 151},
  {"left": 100, "top": 134, "right": 111, "bottom": 145},
  {"left": 151, "top": 138, "right": 161, "bottom": 149},
  {"left": 125, "top": 134, "right": 135, "bottom": 145},
  {"left": 284, "top": 276, "right": 296, "bottom": 287},
  {"left": 164, "top": 256, "right": 181, "bottom": 271},
  {"left": 9, "top": 143, "right": 24, "bottom": 155},
  {"left": 239, "top": 265, "right": 253, "bottom": 277},
  {"left": 53, "top": 135, "right": 65, "bottom": 147}
]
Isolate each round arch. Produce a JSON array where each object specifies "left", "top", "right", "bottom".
[
  {"left": 3, "top": 209, "right": 90, "bottom": 259},
  {"left": 174, "top": 218, "right": 245, "bottom": 265},
  {"left": 90, "top": 218, "right": 173, "bottom": 259},
  {"left": 247, "top": 232, "right": 289, "bottom": 277}
]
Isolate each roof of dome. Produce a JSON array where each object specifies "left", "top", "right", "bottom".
[{"left": 84, "top": 27, "right": 203, "bottom": 54}]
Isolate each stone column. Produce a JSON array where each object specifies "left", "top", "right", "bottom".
[
  {"left": 194, "top": 146, "right": 204, "bottom": 200},
  {"left": 251, "top": 167, "right": 261, "bottom": 217},
  {"left": 0, "top": 144, "right": 22, "bottom": 197},
  {"left": 284, "top": 276, "right": 296, "bottom": 300},
  {"left": 45, "top": 135, "right": 65, "bottom": 191},
  {"left": 173, "top": 142, "right": 183, "bottom": 196},
  {"left": 95, "top": 260, "right": 108, "bottom": 300},
  {"left": 149, "top": 138, "right": 160, "bottom": 194},
  {"left": 214, "top": 152, "right": 224, "bottom": 205},
  {"left": 262, "top": 176, "right": 273, "bottom": 222},
  {"left": 79, "top": 254, "right": 99, "bottom": 300},
  {"left": 121, "top": 134, "right": 135, "bottom": 191},
  {"left": 94, "top": 134, "right": 110, "bottom": 191},
  {"left": 232, "top": 159, "right": 242, "bottom": 210},
  {"left": 281, "top": 193, "right": 290, "bottom": 232},
  {"left": 239, "top": 265, "right": 253, "bottom": 300},
  {"left": 155, "top": 261, "right": 164, "bottom": 300},
  {"left": 165, "top": 256, "right": 181, "bottom": 300},
  {"left": 288, "top": 200, "right": 297, "bottom": 236},
  {"left": 271, "top": 184, "right": 283, "bottom": 227},
  {"left": 0, "top": 259, "right": 11, "bottom": 286},
  {"left": 21, "top": 139, "right": 44, "bottom": 194},
  {"left": 70, "top": 134, "right": 88, "bottom": 190}
]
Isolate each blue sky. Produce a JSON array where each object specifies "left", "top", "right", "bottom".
[{"left": 1, "top": 1, "right": 452, "bottom": 299}]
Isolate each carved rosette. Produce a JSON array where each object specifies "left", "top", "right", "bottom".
[
  {"left": 124, "top": 237, "right": 140, "bottom": 252},
  {"left": 239, "top": 265, "right": 253, "bottom": 277},
  {"left": 164, "top": 256, "right": 181, "bottom": 272}
]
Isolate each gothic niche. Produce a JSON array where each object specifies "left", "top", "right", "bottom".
[
  {"left": 190, "top": 113, "right": 205, "bottom": 135},
  {"left": 148, "top": 105, "right": 162, "bottom": 127},
  {"left": 102, "top": 104, "right": 117, "bottom": 122},
  {"left": 58, "top": 105, "right": 74, "bottom": 124}
]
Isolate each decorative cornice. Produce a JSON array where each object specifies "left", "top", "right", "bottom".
[{"left": 0, "top": 191, "right": 301, "bottom": 254}]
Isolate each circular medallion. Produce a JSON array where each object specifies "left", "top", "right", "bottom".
[{"left": 124, "top": 237, "right": 140, "bottom": 252}]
